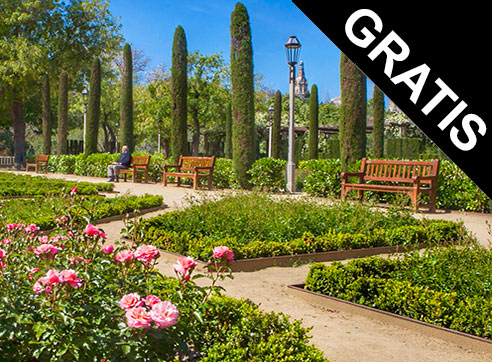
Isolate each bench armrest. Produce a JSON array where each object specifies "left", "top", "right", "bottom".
[
  {"left": 164, "top": 164, "right": 181, "bottom": 171},
  {"left": 413, "top": 175, "right": 438, "bottom": 183},
  {"left": 341, "top": 171, "right": 365, "bottom": 182}
]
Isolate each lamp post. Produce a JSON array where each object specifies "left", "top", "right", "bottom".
[
  {"left": 157, "top": 119, "right": 163, "bottom": 154},
  {"left": 285, "top": 35, "right": 301, "bottom": 193},
  {"left": 267, "top": 106, "right": 274, "bottom": 157},
  {"left": 114, "top": 122, "right": 119, "bottom": 152},
  {"left": 82, "top": 88, "right": 88, "bottom": 153}
]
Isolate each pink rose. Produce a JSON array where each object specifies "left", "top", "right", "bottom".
[
  {"left": 27, "top": 267, "right": 40, "bottom": 280},
  {"left": 33, "top": 281, "right": 44, "bottom": 293},
  {"left": 134, "top": 245, "right": 159, "bottom": 263},
  {"left": 3, "top": 239, "right": 11, "bottom": 245},
  {"left": 114, "top": 250, "right": 135, "bottom": 263},
  {"left": 40, "top": 269, "right": 62, "bottom": 285},
  {"left": 101, "top": 245, "right": 114, "bottom": 254},
  {"left": 55, "top": 216, "right": 68, "bottom": 223},
  {"left": 212, "top": 246, "right": 234, "bottom": 263},
  {"left": 25, "top": 224, "right": 39, "bottom": 233},
  {"left": 0, "top": 249, "right": 5, "bottom": 260},
  {"left": 125, "top": 307, "right": 152, "bottom": 329},
  {"left": 60, "top": 269, "right": 82, "bottom": 288},
  {"left": 71, "top": 186, "right": 78, "bottom": 195},
  {"left": 144, "top": 295, "right": 161, "bottom": 307},
  {"left": 173, "top": 256, "right": 197, "bottom": 281},
  {"left": 38, "top": 235, "right": 49, "bottom": 244},
  {"left": 34, "top": 244, "right": 59, "bottom": 259},
  {"left": 150, "top": 301, "right": 179, "bottom": 329},
  {"left": 84, "top": 224, "right": 102, "bottom": 237},
  {"left": 119, "top": 293, "right": 143, "bottom": 310}
]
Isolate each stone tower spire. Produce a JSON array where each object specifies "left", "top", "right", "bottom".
[{"left": 295, "top": 60, "right": 309, "bottom": 98}]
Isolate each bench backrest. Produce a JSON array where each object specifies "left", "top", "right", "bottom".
[
  {"left": 179, "top": 156, "right": 215, "bottom": 172},
  {"left": 361, "top": 158, "right": 440, "bottom": 184},
  {"left": 36, "top": 155, "right": 49, "bottom": 163},
  {"left": 131, "top": 155, "right": 150, "bottom": 169}
]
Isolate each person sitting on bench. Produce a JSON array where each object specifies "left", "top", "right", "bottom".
[{"left": 107, "top": 145, "right": 131, "bottom": 182}]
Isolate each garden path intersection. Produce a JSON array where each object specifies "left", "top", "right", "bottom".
[{"left": 7, "top": 170, "right": 492, "bottom": 362}]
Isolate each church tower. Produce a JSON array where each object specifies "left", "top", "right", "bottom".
[{"left": 295, "top": 60, "right": 309, "bottom": 98}]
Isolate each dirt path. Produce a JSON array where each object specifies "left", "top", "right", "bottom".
[{"left": 10, "top": 171, "right": 492, "bottom": 361}]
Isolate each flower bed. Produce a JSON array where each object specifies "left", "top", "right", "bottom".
[
  {"left": 135, "top": 193, "right": 472, "bottom": 263},
  {"left": 0, "top": 193, "right": 163, "bottom": 231},
  {"left": 304, "top": 246, "right": 492, "bottom": 340},
  {"left": 0, "top": 171, "right": 114, "bottom": 197},
  {"left": 0, "top": 214, "right": 326, "bottom": 360}
]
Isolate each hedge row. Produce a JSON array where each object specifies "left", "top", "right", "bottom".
[
  {"left": 0, "top": 194, "right": 163, "bottom": 230},
  {"left": 0, "top": 172, "right": 113, "bottom": 197},
  {"left": 305, "top": 246, "right": 492, "bottom": 339},
  {"left": 45, "top": 153, "right": 491, "bottom": 212}
]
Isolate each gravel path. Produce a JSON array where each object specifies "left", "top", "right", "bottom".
[{"left": 10, "top": 171, "right": 492, "bottom": 361}]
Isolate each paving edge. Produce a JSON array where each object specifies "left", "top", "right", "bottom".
[
  {"left": 287, "top": 283, "right": 492, "bottom": 354},
  {"left": 155, "top": 244, "right": 428, "bottom": 273}
]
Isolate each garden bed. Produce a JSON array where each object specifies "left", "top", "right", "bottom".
[
  {"left": 287, "top": 283, "right": 492, "bottom": 354},
  {"left": 300, "top": 246, "right": 492, "bottom": 344},
  {"left": 135, "top": 193, "right": 473, "bottom": 268}
]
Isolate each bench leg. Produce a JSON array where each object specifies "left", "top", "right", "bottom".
[
  {"left": 163, "top": 173, "right": 167, "bottom": 186},
  {"left": 177, "top": 177, "right": 181, "bottom": 187},
  {"left": 193, "top": 175, "right": 198, "bottom": 190},
  {"left": 411, "top": 187, "right": 420, "bottom": 212},
  {"left": 341, "top": 185, "right": 347, "bottom": 201},
  {"left": 208, "top": 175, "right": 212, "bottom": 190},
  {"left": 357, "top": 189, "right": 364, "bottom": 201}
]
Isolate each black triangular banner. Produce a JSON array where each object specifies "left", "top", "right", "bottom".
[{"left": 293, "top": 1, "right": 491, "bottom": 199}]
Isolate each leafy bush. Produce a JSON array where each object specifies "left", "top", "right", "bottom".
[
  {"left": 0, "top": 201, "right": 326, "bottom": 360},
  {"left": 305, "top": 245, "right": 492, "bottom": 339},
  {"left": 248, "top": 158, "right": 286, "bottom": 192},
  {"left": 212, "top": 158, "right": 237, "bottom": 189},
  {"left": 137, "top": 193, "right": 471, "bottom": 260},
  {"left": 0, "top": 194, "right": 163, "bottom": 230},
  {"left": 298, "top": 159, "right": 342, "bottom": 197},
  {"left": 0, "top": 172, "right": 113, "bottom": 196}
]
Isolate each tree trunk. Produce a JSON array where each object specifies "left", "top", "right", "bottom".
[
  {"left": 9, "top": 92, "right": 25, "bottom": 169},
  {"left": 41, "top": 74, "right": 52, "bottom": 155},
  {"left": 308, "top": 84, "right": 319, "bottom": 159},
  {"left": 57, "top": 71, "right": 69, "bottom": 155},
  {"left": 224, "top": 101, "right": 233, "bottom": 159},
  {"left": 339, "top": 53, "right": 367, "bottom": 171},
  {"left": 271, "top": 90, "right": 282, "bottom": 159},
  {"left": 120, "top": 43, "right": 134, "bottom": 152}
]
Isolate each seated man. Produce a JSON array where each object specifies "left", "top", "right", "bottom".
[{"left": 107, "top": 145, "right": 131, "bottom": 182}]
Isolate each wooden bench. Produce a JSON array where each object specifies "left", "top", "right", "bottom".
[
  {"left": 118, "top": 155, "right": 150, "bottom": 183},
  {"left": 163, "top": 156, "right": 215, "bottom": 190},
  {"left": 341, "top": 158, "right": 440, "bottom": 211},
  {"left": 26, "top": 155, "right": 49, "bottom": 173}
]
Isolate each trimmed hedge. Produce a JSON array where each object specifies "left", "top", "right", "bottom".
[
  {"left": 0, "top": 194, "right": 163, "bottom": 230},
  {"left": 305, "top": 246, "right": 492, "bottom": 339},
  {"left": 137, "top": 194, "right": 471, "bottom": 261},
  {"left": 0, "top": 172, "right": 113, "bottom": 196}
]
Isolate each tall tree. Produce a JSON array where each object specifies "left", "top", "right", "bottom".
[
  {"left": 57, "top": 71, "right": 69, "bottom": 155},
  {"left": 85, "top": 58, "right": 102, "bottom": 155},
  {"left": 41, "top": 74, "right": 52, "bottom": 155},
  {"left": 230, "top": 2, "right": 256, "bottom": 188},
  {"left": 0, "top": 0, "right": 121, "bottom": 166},
  {"left": 171, "top": 25, "right": 188, "bottom": 163},
  {"left": 339, "top": 53, "right": 367, "bottom": 171},
  {"left": 308, "top": 84, "right": 319, "bottom": 159},
  {"left": 224, "top": 101, "right": 233, "bottom": 159},
  {"left": 120, "top": 43, "right": 134, "bottom": 151},
  {"left": 372, "top": 85, "right": 385, "bottom": 158},
  {"left": 271, "top": 90, "right": 282, "bottom": 159}
]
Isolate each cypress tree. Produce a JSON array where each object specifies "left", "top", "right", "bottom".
[
  {"left": 308, "top": 84, "right": 319, "bottom": 159},
  {"left": 230, "top": 2, "right": 255, "bottom": 189},
  {"left": 120, "top": 43, "right": 134, "bottom": 152},
  {"left": 339, "top": 53, "right": 367, "bottom": 171},
  {"left": 271, "top": 90, "right": 282, "bottom": 159},
  {"left": 85, "top": 58, "right": 101, "bottom": 155},
  {"left": 41, "top": 73, "right": 51, "bottom": 155},
  {"left": 57, "top": 71, "right": 68, "bottom": 155},
  {"left": 224, "top": 101, "right": 233, "bottom": 159},
  {"left": 372, "top": 85, "right": 385, "bottom": 158},
  {"left": 171, "top": 26, "right": 188, "bottom": 163}
]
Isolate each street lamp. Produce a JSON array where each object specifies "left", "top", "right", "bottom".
[
  {"left": 157, "top": 119, "right": 163, "bottom": 154},
  {"left": 284, "top": 35, "right": 301, "bottom": 193},
  {"left": 82, "top": 88, "right": 88, "bottom": 153},
  {"left": 267, "top": 106, "right": 274, "bottom": 158}
]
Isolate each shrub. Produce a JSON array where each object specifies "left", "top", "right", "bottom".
[
  {"left": 248, "top": 157, "right": 286, "bottom": 192},
  {"left": 212, "top": 158, "right": 237, "bottom": 189},
  {"left": 305, "top": 246, "right": 492, "bottom": 339},
  {"left": 299, "top": 159, "right": 342, "bottom": 197}
]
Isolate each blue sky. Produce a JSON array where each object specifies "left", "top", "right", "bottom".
[{"left": 108, "top": 0, "right": 377, "bottom": 103}]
